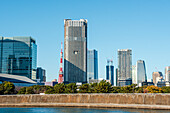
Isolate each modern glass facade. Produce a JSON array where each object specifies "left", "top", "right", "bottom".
[
  {"left": 64, "top": 19, "right": 87, "bottom": 83},
  {"left": 106, "top": 61, "right": 114, "bottom": 85},
  {"left": 117, "top": 49, "right": 132, "bottom": 86},
  {"left": 0, "top": 36, "right": 37, "bottom": 79},
  {"left": 87, "top": 49, "right": 98, "bottom": 83},
  {"left": 36, "top": 67, "right": 46, "bottom": 83},
  {"left": 136, "top": 60, "right": 147, "bottom": 85}
]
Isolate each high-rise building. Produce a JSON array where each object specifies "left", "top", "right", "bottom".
[
  {"left": 0, "top": 36, "right": 37, "bottom": 79},
  {"left": 106, "top": 60, "right": 114, "bottom": 85},
  {"left": 165, "top": 66, "right": 170, "bottom": 82},
  {"left": 132, "top": 65, "right": 137, "bottom": 84},
  {"left": 87, "top": 49, "right": 98, "bottom": 83},
  {"left": 165, "top": 66, "right": 170, "bottom": 86},
  {"left": 36, "top": 67, "right": 46, "bottom": 83},
  {"left": 152, "top": 72, "right": 163, "bottom": 85},
  {"left": 115, "top": 68, "right": 118, "bottom": 86},
  {"left": 117, "top": 49, "right": 132, "bottom": 86},
  {"left": 136, "top": 60, "right": 147, "bottom": 85},
  {"left": 64, "top": 19, "right": 87, "bottom": 83}
]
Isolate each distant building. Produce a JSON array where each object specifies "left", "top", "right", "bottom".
[
  {"left": 136, "top": 60, "right": 147, "bottom": 85},
  {"left": 132, "top": 65, "right": 137, "bottom": 84},
  {"left": 0, "top": 74, "right": 37, "bottom": 87},
  {"left": 106, "top": 60, "right": 114, "bottom": 85},
  {"left": 87, "top": 49, "right": 98, "bottom": 83},
  {"left": 152, "top": 72, "right": 163, "bottom": 85},
  {"left": 0, "top": 36, "right": 37, "bottom": 79},
  {"left": 156, "top": 76, "right": 166, "bottom": 87},
  {"left": 115, "top": 68, "right": 118, "bottom": 86},
  {"left": 64, "top": 19, "right": 87, "bottom": 84},
  {"left": 45, "top": 79, "right": 58, "bottom": 87},
  {"left": 36, "top": 67, "right": 46, "bottom": 83},
  {"left": 165, "top": 66, "right": 170, "bottom": 86},
  {"left": 117, "top": 49, "right": 132, "bottom": 86}
]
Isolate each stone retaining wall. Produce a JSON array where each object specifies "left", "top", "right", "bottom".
[{"left": 0, "top": 93, "right": 169, "bottom": 105}]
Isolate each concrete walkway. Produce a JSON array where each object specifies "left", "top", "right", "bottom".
[{"left": 0, "top": 103, "right": 170, "bottom": 110}]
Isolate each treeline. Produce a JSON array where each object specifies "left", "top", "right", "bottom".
[{"left": 0, "top": 80, "right": 170, "bottom": 95}]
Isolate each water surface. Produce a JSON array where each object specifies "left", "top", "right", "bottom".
[{"left": 0, "top": 107, "right": 169, "bottom": 113}]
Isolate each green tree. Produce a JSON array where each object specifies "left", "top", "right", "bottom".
[
  {"left": 3, "top": 81, "right": 15, "bottom": 94},
  {"left": 162, "top": 86, "right": 170, "bottom": 93},
  {"left": 110, "top": 86, "right": 121, "bottom": 93},
  {"left": 18, "top": 87, "right": 26, "bottom": 94},
  {"left": 0, "top": 84, "right": 4, "bottom": 95},
  {"left": 25, "top": 87, "right": 34, "bottom": 94},
  {"left": 93, "top": 80, "right": 112, "bottom": 93},
  {"left": 79, "top": 83, "right": 91, "bottom": 93},
  {"left": 54, "top": 83, "right": 65, "bottom": 93},
  {"left": 65, "top": 83, "right": 77, "bottom": 93}
]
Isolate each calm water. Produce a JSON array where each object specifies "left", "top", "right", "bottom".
[{"left": 0, "top": 107, "right": 169, "bottom": 113}]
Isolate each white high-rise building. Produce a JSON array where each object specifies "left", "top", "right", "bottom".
[
  {"left": 165, "top": 66, "right": 170, "bottom": 86},
  {"left": 117, "top": 49, "right": 132, "bottom": 86},
  {"left": 132, "top": 65, "right": 137, "bottom": 84}
]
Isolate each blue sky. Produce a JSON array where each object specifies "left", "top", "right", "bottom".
[{"left": 0, "top": 0, "right": 170, "bottom": 81}]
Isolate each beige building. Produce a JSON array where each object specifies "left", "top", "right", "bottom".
[{"left": 152, "top": 72, "right": 163, "bottom": 85}]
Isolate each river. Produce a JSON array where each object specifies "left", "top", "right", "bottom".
[{"left": 0, "top": 107, "right": 169, "bottom": 113}]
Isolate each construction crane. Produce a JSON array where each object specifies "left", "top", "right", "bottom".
[{"left": 58, "top": 42, "right": 64, "bottom": 83}]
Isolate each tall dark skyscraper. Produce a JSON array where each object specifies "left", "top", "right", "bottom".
[
  {"left": 64, "top": 19, "right": 87, "bottom": 83},
  {"left": 0, "top": 36, "right": 37, "bottom": 79},
  {"left": 36, "top": 67, "right": 46, "bottom": 83},
  {"left": 118, "top": 49, "right": 132, "bottom": 86},
  {"left": 87, "top": 49, "right": 98, "bottom": 83},
  {"left": 106, "top": 60, "right": 114, "bottom": 85}
]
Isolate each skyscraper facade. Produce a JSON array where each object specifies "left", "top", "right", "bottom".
[
  {"left": 115, "top": 68, "right": 118, "bottom": 86},
  {"left": 132, "top": 65, "right": 137, "bottom": 84},
  {"left": 106, "top": 60, "right": 114, "bottom": 85},
  {"left": 117, "top": 49, "right": 132, "bottom": 86},
  {"left": 64, "top": 19, "right": 87, "bottom": 83},
  {"left": 165, "top": 66, "right": 170, "bottom": 82},
  {"left": 152, "top": 72, "right": 163, "bottom": 85},
  {"left": 87, "top": 49, "right": 98, "bottom": 83},
  {"left": 36, "top": 67, "right": 46, "bottom": 83},
  {"left": 0, "top": 36, "right": 37, "bottom": 79},
  {"left": 136, "top": 60, "right": 147, "bottom": 85}
]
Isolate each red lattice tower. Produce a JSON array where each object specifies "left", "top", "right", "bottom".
[{"left": 58, "top": 42, "right": 64, "bottom": 83}]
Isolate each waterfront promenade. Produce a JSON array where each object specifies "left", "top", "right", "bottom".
[{"left": 0, "top": 93, "right": 170, "bottom": 110}]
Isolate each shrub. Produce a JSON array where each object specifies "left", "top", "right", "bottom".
[
  {"left": 146, "top": 85, "right": 163, "bottom": 93},
  {"left": 162, "top": 86, "right": 170, "bottom": 93}
]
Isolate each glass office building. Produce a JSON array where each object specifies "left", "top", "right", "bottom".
[
  {"left": 87, "top": 49, "right": 98, "bottom": 83},
  {"left": 0, "top": 36, "right": 37, "bottom": 79},
  {"left": 106, "top": 60, "right": 114, "bottom": 85},
  {"left": 136, "top": 60, "right": 147, "bottom": 85}
]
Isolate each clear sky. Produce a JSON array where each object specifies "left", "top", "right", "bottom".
[{"left": 0, "top": 0, "right": 170, "bottom": 81}]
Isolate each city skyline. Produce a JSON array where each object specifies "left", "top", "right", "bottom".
[{"left": 0, "top": 0, "right": 170, "bottom": 81}]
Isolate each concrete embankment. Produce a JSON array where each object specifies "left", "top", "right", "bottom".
[{"left": 0, "top": 94, "right": 170, "bottom": 110}]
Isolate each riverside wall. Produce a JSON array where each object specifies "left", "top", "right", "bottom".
[{"left": 0, "top": 94, "right": 170, "bottom": 109}]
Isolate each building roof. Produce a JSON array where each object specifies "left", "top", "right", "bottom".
[{"left": 0, "top": 74, "right": 37, "bottom": 84}]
